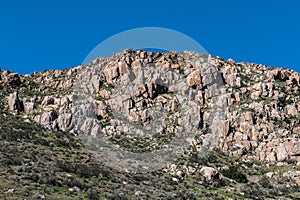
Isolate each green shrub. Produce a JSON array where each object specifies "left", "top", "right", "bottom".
[
  {"left": 220, "top": 165, "right": 248, "bottom": 183},
  {"left": 258, "top": 176, "right": 272, "bottom": 189}
]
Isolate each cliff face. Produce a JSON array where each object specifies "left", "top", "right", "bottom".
[{"left": 1, "top": 49, "right": 300, "bottom": 199}]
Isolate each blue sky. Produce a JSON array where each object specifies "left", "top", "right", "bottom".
[{"left": 0, "top": 0, "right": 299, "bottom": 74}]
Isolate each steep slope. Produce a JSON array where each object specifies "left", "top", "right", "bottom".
[{"left": 0, "top": 49, "right": 300, "bottom": 199}]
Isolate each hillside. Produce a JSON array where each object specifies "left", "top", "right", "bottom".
[{"left": 0, "top": 49, "right": 300, "bottom": 199}]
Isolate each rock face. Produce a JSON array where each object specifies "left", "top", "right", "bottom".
[
  {"left": 2, "top": 49, "right": 300, "bottom": 165},
  {"left": 8, "top": 92, "right": 23, "bottom": 112},
  {"left": 1, "top": 71, "right": 21, "bottom": 86}
]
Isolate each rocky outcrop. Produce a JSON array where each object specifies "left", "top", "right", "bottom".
[
  {"left": 7, "top": 92, "right": 23, "bottom": 112},
  {"left": 22, "top": 97, "right": 36, "bottom": 113},
  {"left": 34, "top": 110, "right": 58, "bottom": 130},
  {"left": 1, "top": 71, "right": 21, "bottom": 86},
  {"left": 200, "top": 166, "right": 219, "bottom": 181},
  {"left": 2, "top": 50, "right": 300, "bottom": 166}
]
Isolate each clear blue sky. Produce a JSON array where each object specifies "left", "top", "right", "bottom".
[{"left": 0, "top": 0, "right": 299, "bottom": 74}]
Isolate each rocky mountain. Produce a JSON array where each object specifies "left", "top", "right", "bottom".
[{"left": 0, "top": 49, "right": 300, "bottom": 199}]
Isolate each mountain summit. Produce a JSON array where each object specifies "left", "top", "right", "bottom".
[{"left": 1, "top": 50, "right": 300, "bottom": 199}]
